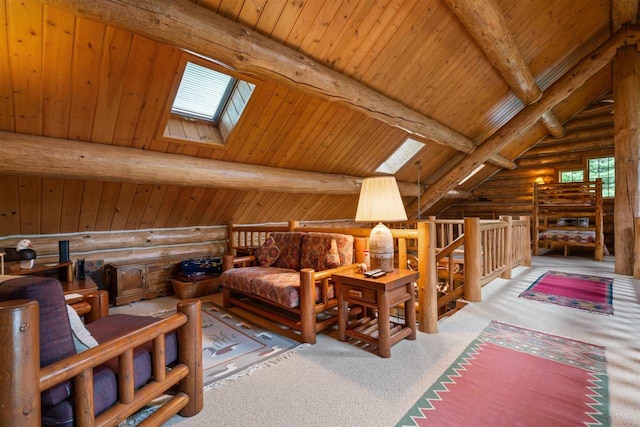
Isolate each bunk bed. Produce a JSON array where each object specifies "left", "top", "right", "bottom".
[{"left": 533, "top": 179, "right": 604, "bottom": 261}]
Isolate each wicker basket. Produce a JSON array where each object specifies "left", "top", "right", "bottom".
[{"left": 171, "top": 276, "right": 220, "bottom": 299}]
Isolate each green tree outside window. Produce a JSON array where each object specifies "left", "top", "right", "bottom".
[{"left": 588, "top": 157, "right": 615, "bottom": 197}]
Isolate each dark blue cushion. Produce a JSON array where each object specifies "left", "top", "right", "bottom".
[
  {"left": 87, "top": 314, "right": 179, "bottom": 387},
  {"left": 0, "top": 276, "right": 76, "bottom": 406},
  {"left": 41, "top": 365, "right": 117, "bottom": 427}
]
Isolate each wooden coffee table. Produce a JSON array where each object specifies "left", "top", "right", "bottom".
[{"left": 332, "top": 269, "right": 419, "bottom": 358}]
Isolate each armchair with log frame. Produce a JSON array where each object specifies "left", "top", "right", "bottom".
[{"left": 0, "top": 275, "right": 203, "bottom": 427}]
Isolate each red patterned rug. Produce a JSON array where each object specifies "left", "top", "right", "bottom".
[
  {"left": 397, "top": 321, "right": 609, "bottom": 426},
  {"left": 519, "top": 270, "right": 613, "bottom": 315}
]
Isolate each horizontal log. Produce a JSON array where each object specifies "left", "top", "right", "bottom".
[
  {"left": 490, "top": 167, "right": 556, "bottom": 179},
  {"left": 0, "top": 226, "right": 227, "bottom": 257},
  {"left": 564, "top": 114, "right": 613, "bottom": 131},
  {"left": 0, "top": 131, "right": 420, "bottom": 196},
  {"left": 574, "top": 103, "right": 614, "bottom": 118},
  {"left": 517, "top": 147, "right": 613, "bottom": 167},
  {"left": 538, "top": 126, "right": 613, "bottom": 144},
  {"left": 31, "top": 242, "right": 226, "bottom": 266},
  {"left": 524, "top": 137, "right": 613, "bottom": 156},
  {"left": 472, "top": 186, "right": 534, "bottom": 197}
]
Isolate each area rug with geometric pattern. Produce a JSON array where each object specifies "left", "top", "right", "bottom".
[
  {"left": 397, "top": 321, "right": 609, "bottom": 427},
  {"left": 518, "top": 270, "right": 613, "bottom": 315}
]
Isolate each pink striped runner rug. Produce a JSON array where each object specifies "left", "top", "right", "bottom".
[
  {"left": 397, "top": 321, "right": 609, "bottom": 426},
  {"left": 519, "top": 270, "right": 613, "bottom": 315}
]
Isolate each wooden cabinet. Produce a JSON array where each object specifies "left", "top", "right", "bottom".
[{"left": 105, "top": 257, "right": 184, "bottom": 306}]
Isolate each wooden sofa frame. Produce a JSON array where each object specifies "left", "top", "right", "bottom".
[
  {"left": 0, "top": 294, "right": 203, "bottom": 426},
  {"left": 222, "top": 251, "right": 357, "bottom": 344}
]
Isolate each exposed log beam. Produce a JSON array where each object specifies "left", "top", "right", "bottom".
[
  {"left": 0, "top": 131, "right": 421, "bottom": 197},
  {"left": 40, "top": 0, "right": 510, "bottom": 170},
  {"left": 613, "top": 0, "right": 639, "bottom": 31},
  {"left": 443, "top": 0, "right": 565, "bottom": 138},
  {"left": 418, "top": 26, "right": 630, "bottom": 214}
]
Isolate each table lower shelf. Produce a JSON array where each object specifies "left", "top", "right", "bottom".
[{"left": 344, "top": 315, "right": 414, "bottom": 348}]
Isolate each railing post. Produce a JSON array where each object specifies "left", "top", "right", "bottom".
[
  {"left": 418, "top": 221, "right": 437, "bottom": 333},
  {"left": 398, "top": 237, "right": 407, "bottom": 270},
  {"left": 500, "top": 216, "right": 513, "bottom": 279},
  {"left": 177, "top": 299, "right": 203, "bottom": 417},
  {"left": 464, "top": 217, "right": 482, "bottom": 302},
  {"left": 635, "top": 218, "right": 640, "bottom": 279},
  {"left": 0, "top": 300, "right": 40, "bottom": 427},
  {"left": 520, "top": 215, "right": 532, "bottom": 266}
]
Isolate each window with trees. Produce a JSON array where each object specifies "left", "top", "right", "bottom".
[
  {"left": 588, "top": 156, "right": 615, "bottom": 197},
  {"left": 559, "top": 170, "right": 584, "bottom": 183}
]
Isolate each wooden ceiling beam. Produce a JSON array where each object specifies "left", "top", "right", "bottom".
[
  {"left": 443, "top": 0, "right": 566, "bottom": 138},
  {"left": 613, "top": 0, "right": 639, "bottom": 31},
  {"left": 0, "top": 131, "right": 424, "bottom": 196},
  {"left": 417, "top": 26, "right": 630, "bottom": 214},
  {"left": 39, "top": 0, "right": 511, "bottom": 170}
]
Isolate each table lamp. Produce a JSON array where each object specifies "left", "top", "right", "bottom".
[{"left": 355, "top": 176, "right": 408, "bottom": 272}]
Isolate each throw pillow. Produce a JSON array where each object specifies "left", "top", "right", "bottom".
[
  {"left": 256, "top": 236, "right": 281, "bottom": 267},
  {"left": 324, "top": 239, "right": 341, "bottom": 269},
  {"left": 66, "top": 304, "right": 99, "bottom": 353}
]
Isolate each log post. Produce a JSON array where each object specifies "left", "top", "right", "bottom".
[
  {"left": 463, "top": 218, "right": 482, "bottom": 302},
  {"left": 417, "top": 221, "right": 437, "bottom": 333},
  {"left": 177, "top": 299, "right": 203, "bottom": 417},
  {"left": 500, "top": 216, "right": 513, "bottom": 279},
  {"left": 520, "top": 216, "right": 532, "bottom": 266},
  {"left": 635, "top": 218, "right": 640, "bottom": 278},
  {"left": 397, "top": 237, "right": 407, "bottom": 271},
  {"left": 613, "top": 45, "right": 640, "bottom": 275},
  {"left": 288, "top": 221, "right": 299, "bottom": 231},
  {"left": 83, "top": 290, "right": 109, "bottom": 324},
  {"left": 594, "top": 178, "right": 605, "bottom": 261},
  {"left": 299, "top": 269, "right": 316, "bottom": 344},
  {"left": 532, "top": 182, "right": 540, "bottom": 256},
  {"left": 0, "top": 300, "right": 40, "bottom": 427}
]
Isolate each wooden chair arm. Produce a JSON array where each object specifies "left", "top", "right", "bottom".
[
  {"left": 222, "top": 254, "right": 256, "bottom": 271},
  {"left": 311, "top": 264, "right": 358, "bottom": 281}
]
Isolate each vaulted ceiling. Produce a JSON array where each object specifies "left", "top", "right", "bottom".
[{"left": 0, "top": 0, "right": 623, "bottom": 235}]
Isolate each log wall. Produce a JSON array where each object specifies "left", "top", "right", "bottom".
[
  {"left": 440, "top": 101, "right": 616, "bottom": 252},
  {"left": 0, "top": 226, "right": 227, "bottom": 286}
]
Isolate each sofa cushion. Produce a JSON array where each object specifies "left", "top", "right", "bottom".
[
  {"left": 41, "top": 365, "right": 117, "bottom": 427},
  {"left": 300, "top": 232, "right": 354, "bottom": 272},
  {"left": 221, "top": 267, "right": 335, "bottom": 308},
  {"left": 255, "top": 236, "right": 281, "bottom": 267},
  {"left": 87, "top": 314, "right": 179, "bottom": 388},
  {"left": 269, "top": 232, "right": 304, "bottom": 270},
  {"left": 324, "top": 239, "right": 341, "bottom": 269},
  {"left": 0, "top": 276, "right": 76, "bottom": 406}
]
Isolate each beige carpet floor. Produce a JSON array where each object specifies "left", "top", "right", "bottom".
[{"left": 112, "top": 254, "right": 640, "bottom": 426}]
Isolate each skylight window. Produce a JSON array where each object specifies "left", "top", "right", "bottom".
[
  {"left": 376, "top": 137, "right": 425, "bottom": 174},
  {"left": 458, "top": 164, "right": 485, "bottom": 185},
  {"left": 171, "top": 62, "right": 236, "bottom": 122}
]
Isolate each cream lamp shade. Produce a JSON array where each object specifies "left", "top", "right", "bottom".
[{"left": 355, "top": 177, "right": 407, "bottom": 272}]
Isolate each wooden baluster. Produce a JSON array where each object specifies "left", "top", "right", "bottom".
[
  {"left": 75, "top": 369, "right": 94, "bottom": 425},
  {"left": 119, "top": 349, "right": 135, "bottom": 404},
  {"left": 501, "top": 216, "right": 513, "bottom": 278},
  {"left": 153, "top": 335, "right": 166, "bottom": 383},
  {"left": 464, "top": 218, "right": 482, "bottom": 302}
]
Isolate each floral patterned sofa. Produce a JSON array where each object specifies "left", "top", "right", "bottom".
[{"left": 221, "top": 231, "right": 355, "bottom": 343}]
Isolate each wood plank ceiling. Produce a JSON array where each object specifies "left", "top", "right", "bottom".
[{"left": 0, "top": 0, "right": 612, "bottom": 235}]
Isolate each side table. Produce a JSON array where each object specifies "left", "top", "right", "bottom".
[{"left": 332, "top": 269, "right": 419, "bottom": 358}]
